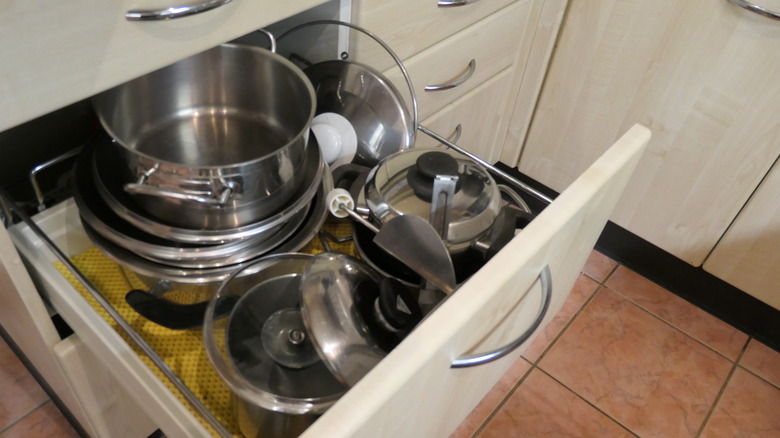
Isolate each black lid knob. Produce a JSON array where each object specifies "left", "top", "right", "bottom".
[{"left": 406, "top": 151, "right": 462, "bottom": 202}]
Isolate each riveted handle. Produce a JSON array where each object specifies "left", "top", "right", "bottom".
[
  {"left": 438, "top": 0, "right": 482, "bottom": 7},
  {"left": 126, "top": 0, "right": 233, "bottom": 21},
  {"left": 727, "top": 0, "right": 780, "bottom": 19},
  {"left": 451, "top": 265, "right": 552, "bottom": 368},
  {"left": 124, "top": 179, "right": 236, "bottom": 206},
  {"left": 425, "top": 59, "right": 476, "bottom": 91}
]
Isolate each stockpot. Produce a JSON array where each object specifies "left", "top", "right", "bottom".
[{"left": 93, "top": 37, "right": 316, "bottom": 230}]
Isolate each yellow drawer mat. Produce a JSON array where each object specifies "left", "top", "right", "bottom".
[{"left": 55, "top": 221, "right": 356, "bottom": 437}]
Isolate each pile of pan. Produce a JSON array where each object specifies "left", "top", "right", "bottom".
[{"left": 73, "top": 43, "right": 330, "bottom": 294}]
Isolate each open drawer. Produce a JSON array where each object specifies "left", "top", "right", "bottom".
[{"left": 6, "top": 125, "right": 650, "bottom": 437}]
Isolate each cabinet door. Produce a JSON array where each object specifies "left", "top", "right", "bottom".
[
  {"left": 0, "top": 0, "right": 327, "bottom": 132},
  {"left": 704, "top": 158, "right": 780, "bottom": 311},
  {"left": 520, "top": 0, "right": 780, "bottom": 266},
  {"left": 302, "top": 125, "right": 650, "bottom": 438}
]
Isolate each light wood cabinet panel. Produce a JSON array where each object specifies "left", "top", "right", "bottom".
[
  {"left": 520, "top": 0, "right": 780, "bottom": 266},
  {"left": 303, "top": 124, "right": 650, "bottom": 438},
  {"left": 416, "top": 69, "right": 513, "bottom": 162},
  {"left": 382, "top": 0, "right": 534, "bottom": 121},
  {"left": 0, "top": 0, "right": 327, "bottom": 133},
  {"left": 704, "top": 158, "right": 780, "bottom": 311}
]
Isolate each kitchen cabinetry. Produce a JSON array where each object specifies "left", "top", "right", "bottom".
[
  {"left": 0, "top": 0, "right": 329, "bottom": 133},
  {"left": 353, "top": 0, "right": 568, "bottom": 163},
  {"left": 704, "top": 157, "right": 780, "bottom": 311},
  {"left": 518, "top": 0, "right": 780, "bottom": 266}
]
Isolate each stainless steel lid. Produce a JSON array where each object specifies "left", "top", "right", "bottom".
[{"left": 364, "top": 148, "right": 501, "bottom": 251}]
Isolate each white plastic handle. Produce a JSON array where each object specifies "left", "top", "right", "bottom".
[{"left": 327, "top": 188, "right": 355, "bottom": 218}]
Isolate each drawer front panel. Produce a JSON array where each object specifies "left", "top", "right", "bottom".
[
  {"left": 353, "top": 0, "right": 518, "bottom": 62},
  {"left": 0, "top": 0, "right": 327, "bottom": 132},
  {"left": 416, "top": 69, "right": 513, "bottom": 162},
  {"left": 383, "top": 0, "right": 534, "bottom": 120}
]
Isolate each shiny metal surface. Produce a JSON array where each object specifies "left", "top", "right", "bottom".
[
  {"left": 438, "top": 0, "right": 482, "bottom": 6},
  {"left": 299, "top": 252, "right": 386, "bottom": 387},
  {"left": 203, "top": 254, "right": 346, "bottom": 438},
  {"left": 451, "top": 265, "right": 552, "bottom": 368},
  {"left": 424, "top": 59, "right": 476, "bottom": 92},
  {"left": 364, "top": 148, "right": 501, "bottom": 253},
  {"left": 93, "top": 43, "right": 315, "bottom": 229},
  {"left": 92, "top": 135, "right": 324, "bottom": 244},
  {"left": 125, "top": 0, "right": 233, "bottom": 21},
  {"left": 728, "top": 0, "right": 780, "bottom": 20},
  {"left": 304, "top": 60, "right": 415, "bottom": 167}
]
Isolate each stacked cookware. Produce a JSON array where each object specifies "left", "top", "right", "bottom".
[{"left": 73, "top": 40, "right": 330, "bottom": 311}]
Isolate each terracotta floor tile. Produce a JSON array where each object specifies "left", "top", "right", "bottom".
[
  {"left": 539, "top": 289, "right": 733, "bottom": 438},
  {"left": 605, "top": 266, "right": 748, "bottom": 360},
  {"left": 699, "top": 367, "right": 780, "bottom": 438},
  {"left": 581, "top": 250, "right": 618, "bottom": 283},
  {"left": 449, "top": 358, "right": 532, "bottom": 438},
  {"left": 739, "top": 339, "right": 780, "bottom": 388},
  {"left": 477, "top": 369, "right": 633, "bottom": 438},
  {"left": 0, "top": 338, "right": 49, "bottom": 431},
  {"left": 0, "top": 401, "right": 79, "bottom": 438},
  {"left": 522, "top": 274, "right": 599, "bottom": 363}
]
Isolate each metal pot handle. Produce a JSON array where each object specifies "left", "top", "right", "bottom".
[
  {"left": 124, "top": 174, "right": 237, "bottom": 206},
  {"left": 451, "top": 264, "right": 552, "bottom": 368},
  {"left": 125, "top": 0, "right": 232, "bottom": 21}
]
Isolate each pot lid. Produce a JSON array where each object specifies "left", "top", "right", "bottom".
[
  {"left": 299, "top": 252, "right": 422, "bottom": 387},
  {"left": 364, "top": 148, "right": 501, "bottom": 247}
]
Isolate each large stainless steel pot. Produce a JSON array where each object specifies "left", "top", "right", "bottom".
[{"left": 92, "top": 41, "right": 316, "bottom": 230}]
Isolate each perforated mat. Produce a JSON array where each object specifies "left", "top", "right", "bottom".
[{"left": 55, "top": 220, "right": 356, "bottom": 437}]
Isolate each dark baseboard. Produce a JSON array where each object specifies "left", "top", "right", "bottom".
[{"left": 494, "top": 163, "right": 780, "bottom": 353}]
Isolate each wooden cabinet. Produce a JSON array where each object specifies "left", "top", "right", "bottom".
[
  {"left": 0, "top": 0, "right": 328, "bottom": 133},
  {"left": 704, "top": 158, "right": 780, "bottom": 311},
  {"left": 8, "top": 125, "right": 650, "bottom": 438},
  {"left": 518, "top": 0, "right": 780, "bottom": 266},
  {"left": 353, "top": 0, "right": 567, "bottom": 162}
]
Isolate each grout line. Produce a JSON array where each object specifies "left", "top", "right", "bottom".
[
  {"left": 468, "top": 361, "right": 536, "bottom": 438},
  {"left": 0, "top": 399, "right": 51, "bottom": 435},
  {"left": 535, "top": 367, "right": 640, "bottom": 438},
  {"left": 694, "top": 339, "right": 750, "bottom": 437}
]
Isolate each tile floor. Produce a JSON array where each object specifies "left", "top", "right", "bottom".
[
  {"left": 451, "top": 251, "right": 780, "bottom": 438},
  {"left": 0, "top": 250, "right": 778, "bottom": 437}
]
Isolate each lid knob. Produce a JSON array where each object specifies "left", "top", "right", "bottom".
[{"left": 406, "top": 151, "right": 462, "bottom": 202}]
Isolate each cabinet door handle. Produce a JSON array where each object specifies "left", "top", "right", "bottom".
[
  {"left": 438, "top": 0, "right": 482, "bottom": 7},
  {"left": 451, "top": 265, "right": 552, "bottom": 368},
  {"left": 425, "top": 59, "right": 476, "bottom": 92},
  {"left": 126, "top": 0, "right": 233, "bottom": 21},
  {"left": 727, "top": 0, "right": 780, "bottom": 20},
  {"left": 448, "top": 124, "right": 463, "bottom": 143}
]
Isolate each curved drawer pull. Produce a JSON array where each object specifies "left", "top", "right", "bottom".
[
  {"left": 438, "top": 0, "right": 482, "bottom": 7},
  {"left": 448, "top": 124, "right": 463, "bottom": 143},
  {"left": 727, "top": 0, "right": 780, "bottom": 20},
  {"left": 425, "top": 59, "right": 476, "bottom": 92},
  {"left": 451, "top": 265, "right": 552, "bottom": 368},
  {"left": 126, "top": 0, "right": 233, "bottom": 21}
]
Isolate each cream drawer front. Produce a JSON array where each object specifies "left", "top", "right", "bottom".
[
  {"left": 383, "top": 0, "right": 534, "bottom": 120},
  {"left": 304, "top": 126, "right": 651, "bottom": 438},
  {"left": 0, "top": 0, "right": 327, "bottom": 132},
  {"left": 353, "top": 0, "right": 518, "bottom": 62},
  {"left": 416, "top": 69, "right": 513, "bottom": 163},
  {"left": 53, "top": 335, "right": 158, "bottom": 438}
]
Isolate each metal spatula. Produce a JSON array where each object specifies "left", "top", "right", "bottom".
[{"left": 327, "top": 189, "right": 456, "bottom": 294}]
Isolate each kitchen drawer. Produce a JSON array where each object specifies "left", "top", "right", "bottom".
[
  {"left": 353, "top": 0, "right": 518, "bottom": 62},
  {"left": 0, "top": 0, "right": 329, "bottom": 133},
  {"left": 382, "top": 0, "right": 534, "bottom": 120},
  {"left": 416, "top": 69, "right": 513, "bottom": 163},
  {"left": 53, "top": 334, "right": 158, "bottom": 438},
  {"left": 8, "top": 125, "right": 649, "bottom": 437}
]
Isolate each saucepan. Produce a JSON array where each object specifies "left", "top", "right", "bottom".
[{"left": 92, "top": 30, "right": 316, "bottom": 230}]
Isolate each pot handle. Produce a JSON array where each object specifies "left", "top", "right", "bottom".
[
  {"left": 125, "top": 0, "right": 232, "bottom": 21},
  {"left": 124, "top": 180, "right": 236, "bottom": 206},
  {"left": 256, "top": 29, "right": 278, "bottom": 53},
  {"left": 451, "top": 264, "right": 552, "bottom": 368}
]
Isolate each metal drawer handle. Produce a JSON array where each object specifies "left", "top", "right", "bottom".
[
  {"left": 448, "top": 124, "right": 462, "bottom": 143},
  {"left": 727, "top": 0, "right": 780, "bottom": 20},
  {"left": 451, "top": 265, "right": 552, "bottom": 368},
  {"left": 126, "top": 0, "right": 233, "bottom": 21},
  {"left": 425, "top": 59, "right": 476, "bottom": 92},
  {"left": 438, "top": 0, "right": 482, "bottom": 7}
]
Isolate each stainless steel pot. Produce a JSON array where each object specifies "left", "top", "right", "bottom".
[{"left": 92, "top": 40, "right": 316, "bottom": 230}]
